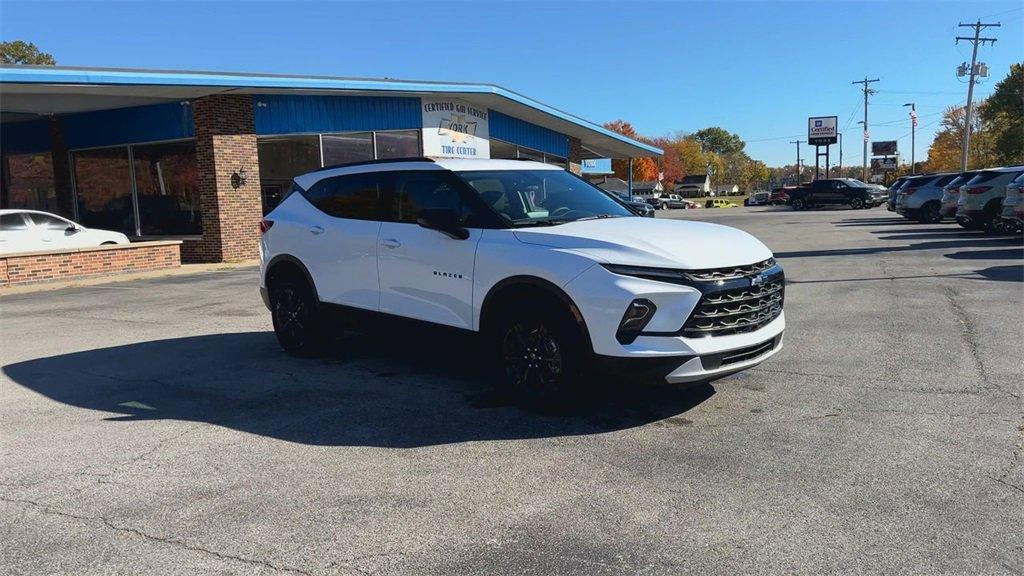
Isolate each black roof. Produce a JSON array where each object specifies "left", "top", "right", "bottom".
[{"left": 676, "top": 175, "right": 709, "bottom": 184}]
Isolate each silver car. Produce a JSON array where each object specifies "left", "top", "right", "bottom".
[
  {"left": 940, "top": 171, "right": 981, "bottom": 220},
  {"left": 896, "top": 173, "right": 958, "bottom": 223},
  {"left": 1000, "top": 171, "right": 1023, "bottom": 233}
]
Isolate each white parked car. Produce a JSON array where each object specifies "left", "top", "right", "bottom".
[
  {"left": 0, "top": 209, "right": 129, "bottom": 254},
  {"left": 955, "top": 166, "right": 1024, "bottom": 232},
  {"left": 259, "top": 158, "right": 785, "bottom": 402}
]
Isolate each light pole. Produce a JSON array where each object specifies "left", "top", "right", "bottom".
[
  {"left": 856, "top": 121, "right": 868, "bottom": 180},
  {"left": 903, "top": 103, "right": 916, "bottom": 174},
  {"left": 838, "top": 132, "right": 843, "bottom": 176}
]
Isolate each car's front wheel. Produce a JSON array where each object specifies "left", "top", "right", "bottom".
[
  {"left": 791, "top": 198, "right": 806, "bottom": 211},
  {"left": 918, "top": 202, "right": 942, "bottom": 224},
  {"left": 269, "top": 276, "right": 326, "bottom": 357},
  {"left": 850, "top": 197, "right": 865, "bottom": 210},
  {"left": 491, "top": 301, "right": 585, "bottom": 405}
]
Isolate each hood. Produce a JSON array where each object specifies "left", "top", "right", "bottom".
[{"left": 513, "top": 217, "right": 773, "bottom": 269}]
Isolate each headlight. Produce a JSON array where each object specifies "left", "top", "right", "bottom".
[{"left": 602, "top": 264, "right": 689, "bottom": 284}]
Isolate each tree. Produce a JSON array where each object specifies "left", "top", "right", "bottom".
[
  {"left": 923, "top": 102, "right": 995, "bottom": 172},
  {"left": 602, "top": 120, "right": 659, "bottom": 181},
  {"left": 693, "top": 127, "right": 745, "bottom": 155},
  {"left": 979, "top": 63, "right": 1023, "bottom": 166},
  {"left": 0, "top": 40, "right": 55, "bottom": 65}
]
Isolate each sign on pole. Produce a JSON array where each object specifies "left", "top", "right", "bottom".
[
  {"left": 871, "top": 157, "right": 899, "bottom": 171},
  {"left": 871, "top": 141, "right": 898, "bottom": 156},
  {"left": 807, "top": 116, "right": 838, "bottom": 146}
]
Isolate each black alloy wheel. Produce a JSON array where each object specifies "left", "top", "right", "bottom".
[
  {"left": 850, "top": 197, "right": 865, "bottom": 210},
  {"left": 270, "top": 279, "right": 325, "bottom": 357},
  {"left": 918, "top": 202, "right": 942, "bottom": 224},
  {"left": 493, "top": 305, "right": 584, "bottom": 404},
  {"left": 791, "top": 198, "right": 806, "bottom": 211}
]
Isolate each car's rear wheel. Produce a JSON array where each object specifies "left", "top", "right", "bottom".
[
  {"left": 269, "top": 276, "right": 326, "bottom": 357},
  {"left": 850, "top": 197, "right": 865, "bottom": 210},
  {"left": 981, "top": 209, "right": 1004, "bottom": 235},
  {"left": 491, "top": 300, "right": 586, "bottom": 405},
  {"left": 918, "top": 202, "right": 942, "bottom": 224}
]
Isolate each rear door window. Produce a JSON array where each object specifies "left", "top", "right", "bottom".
[
  {"left": 305, "top": 173, "right": 388, "bottom": 220},
  {"left": 934, "top": 174, "right": 957, "bottom": 187},
  {"left": 27, "top": 213, "right": 72, "bottom": 230},
  {"left": 391, "top": 171, "right": 478, "bottom": 225}
]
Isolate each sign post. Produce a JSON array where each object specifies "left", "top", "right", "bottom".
[{"left": 808, "top": 116, "right": 838, "bottom": 179}]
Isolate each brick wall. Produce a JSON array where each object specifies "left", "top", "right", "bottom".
[
  {"left": 191, "top": 94, "right": 263, "bottom": 263},
  {"left": 567, "top": 136, "right": 583, "bottom": 175},
  {"left": 0, "top": 242, "right": 181, "bottom": 287}
]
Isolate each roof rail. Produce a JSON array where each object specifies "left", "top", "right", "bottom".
[{"left": 313, "top": 156, "right": 436, "bottom": 173}]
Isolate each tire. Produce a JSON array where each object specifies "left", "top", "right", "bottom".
[
  {"left": 981, "top": 209, "right": 1004, "bottom": 235},
  {"left": 490, "top": 299, "right": 586, "bottom": 405},
  {"left": 268, "top": 276, "right": 327, "bottom": 357},
  {"left": 917, "top": 202, "right": 942, "bottom": 224},
  {"left": 849, "top": 197, "right": 865, "bottom": 210},
  {"left": 790, "top": 198, "right": 806, "bottom": 211}
]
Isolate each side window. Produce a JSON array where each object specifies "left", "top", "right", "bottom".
[
  {"left": 1, "top": 213, "right": 29, "bottom": 231},
  {"left": 392, "top": 171, "right": 477, "bottom": 225},
  {"left": 28, "top": 213, "right": 72, "bottom": 230},
  {"left": 305, "top": 174, "right": 386, "bottom": 220}
]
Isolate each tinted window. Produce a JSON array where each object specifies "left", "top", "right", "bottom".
[
  {"left": 392, "top": 171, "right": 475, "bottom": 224},
  {"left": 305, "top": 173, "right": 386, "bottom": 220},
  {"left": 969, "top": 171, "right": 1002, "bottom": 184},
  {"left": 907, "top": 176, "right": 937, "bottom": 187},
  {"left": 1, "top": 213, "right": 29, "bottom": 230},
  {"left": 28, "top": 213, "right": 71, "bottom": 230},
  {"left": 934, "top": 174, "right": 958, "bottom": 186}
]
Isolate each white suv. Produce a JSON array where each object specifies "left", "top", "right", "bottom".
[
  {"left": 955, "top": 166, "right": 1024, "bottom": 232},
  {"left": 259, "top": 158, "right": 785, "bottom": 399}
]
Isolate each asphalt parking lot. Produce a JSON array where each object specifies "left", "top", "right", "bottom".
[{"left": 2, "top": 207, "right": 1022, "bottom": 575}]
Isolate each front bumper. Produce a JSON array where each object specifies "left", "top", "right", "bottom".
[{"left": 599, "top": 333, "right": 784, "bottom": 384}]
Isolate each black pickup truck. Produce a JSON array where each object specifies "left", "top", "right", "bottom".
[{"left": 788, "top": 178, "right": 876, "bottom": 210}]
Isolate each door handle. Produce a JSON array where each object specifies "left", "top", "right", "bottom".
[
  {"left": 382, "top": 238, "right": 401, "bottom": 249},
  {"left": 309, "top": 225, "right": 324, "bottom": 235}
]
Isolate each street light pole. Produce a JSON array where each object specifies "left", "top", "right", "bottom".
[{"left": 903, "top": 103, "right": 916, "bottom": 174}]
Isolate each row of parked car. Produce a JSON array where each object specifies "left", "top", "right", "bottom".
[{"left": 887, "top": 166, "right": 1023, "bottom": 234}]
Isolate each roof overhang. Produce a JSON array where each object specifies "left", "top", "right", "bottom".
[{"left": 0, "top": 66, "right": 661, "bottom": 159}]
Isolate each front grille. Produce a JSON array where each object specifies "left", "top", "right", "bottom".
[
  {"left": 682, "top": 277, "right": 784, "bottom": 337},
  {"left": 701, "top": 337, "right": 780, "bottom": 370},
  {"left": 684, "top": 258, "right": 776, "bottom": 282}
]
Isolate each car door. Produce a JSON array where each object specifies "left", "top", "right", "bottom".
[
  {"left": 377, "top": 170, "right": 483, "bottom": 329},
  {"left": 299, "top": 172, "right": 385, "bottom": 311},
  {"left": 26, "top": 213, "right": 86, "bottom": 249},
  {"left": 0, "top": 212, "right": 41, "bottom": 253}
]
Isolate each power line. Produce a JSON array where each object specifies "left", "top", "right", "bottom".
[
  {"left": 852, "top": 77, "right": 880, "bottom": 180},
  {"left": 955, "top": 19, "right": 999, "bottom": 171}
]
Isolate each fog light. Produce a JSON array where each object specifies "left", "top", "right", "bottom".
[{"left": 616, "top": 298, "right": 657, "bottom": 344}]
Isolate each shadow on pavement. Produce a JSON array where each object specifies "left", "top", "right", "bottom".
[
  {"left": 974, "top": 265, "right": 1024, "bottom": 282},
  {"left": 774, "top": 236, "right": 1013, "bottom": 259},
  {"left": 944, "top": 247, "right": 1024, "bottom": 261},
  {"left": 2, "top": 331, "right": 714, "bottom": 448}
]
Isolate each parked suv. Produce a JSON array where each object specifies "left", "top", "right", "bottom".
[
  {"left": 896, "top": 173, "right": 958, "bottom": 223},
  {"left": 1000, "top": 171, "right": 1024, "bottom": 234},
  {"left": 887, "top": 177, "right": 909, "bottom": 212},
  {"left": 653, "top": 194, "right": 691, "bottom": 210},
  {"left": 788, "top": 178, "right": 875, "bottom": 210},
  {"left": 940, "top": 171, "right": 981, "bottom": 220},
  {"left": 259, "top": 158, "right": 785, "bottom": 400},
  {"left": 955, "top": 166, "right": 1024, "bottom": 232}
]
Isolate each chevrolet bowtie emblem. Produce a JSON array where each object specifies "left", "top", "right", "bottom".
[{"left": 751, "top": 274, "right": 764, "bottom": 287}]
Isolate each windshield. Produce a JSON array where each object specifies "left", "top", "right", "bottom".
[
  {"left": 456, "top": 169, "right": 634, "bottom": 226},
  {"left": 842, "top": 179, "right": 870, "bottom": 188}
]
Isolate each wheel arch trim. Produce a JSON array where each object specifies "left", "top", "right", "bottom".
[
  {"left": 265, "top": 254, "right": 320, "bottom": 303},
  {"left": 478, "top": 275, "right": 593, "bottom": 351}
]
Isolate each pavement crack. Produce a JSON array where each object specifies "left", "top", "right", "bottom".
[
  {"left": 0, "top": 495, "right": 314, "bottom": 575},
  {"left": 942, "top": 285, "right": 1020, "bottom": 401}
]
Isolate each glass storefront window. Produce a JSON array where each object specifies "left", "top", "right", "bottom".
[
  {"left": 322, "top": 132, "right": 373, "bottom": 166},
  {"left": 374, "top": 130, "right": 420, "bottom": 159},
  {"left": 3, "top": 153, "right": 59, "bottom": 214},
  {"left": 257, "top": 136, "right": 321, "bottom": 214},
  {"left": 516, "top": 147, "right": 544, "bottom": 162},
  {"left": 490, "top": 139, "right": 517, "bottom": 160},
  {"left": 133, "top": 141, "right": 201, "bottom": 235},
  {"left": 544, "top": 155, "right": 568, "bottom": 169},
  {"left": 72, "top": 147, "right": 135, "bottom": 235}
]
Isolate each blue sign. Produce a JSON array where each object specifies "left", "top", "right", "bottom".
[{"left": 581, "top": 158, "right": 613, "bottom": 174}]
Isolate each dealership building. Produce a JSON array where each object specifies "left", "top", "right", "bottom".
[{"left": 0, "top": 66, "right": 660, "bottom": 262}]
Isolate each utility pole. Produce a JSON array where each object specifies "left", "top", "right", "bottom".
[
  {"left": 837, "top": 132, "right": 843, "bottom": 175},
  {"left": 790, "top": 140, "right": 803, "bottom": 184},
  {"left": 903, "top": 103, "right": 916, "bottom": 174},
  {"left": 956, "top": 20, "right": 999, "bottom": 172},
  {"left": 852, "top": 77, "right": 880, "bottom": 182}
]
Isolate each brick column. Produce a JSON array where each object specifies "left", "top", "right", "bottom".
[
  {"left": 50, "top": 118, "right": 75, "bottom": 218},
  {"left": 191, "top": 95, "right": 262, "bottom": 263},
  {"left": 567, "top": 136, "right": 583, "bottom": 175}
]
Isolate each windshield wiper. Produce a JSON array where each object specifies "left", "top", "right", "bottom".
[{"left": 571, "top": 214, "right": 625, "bottom": 222}]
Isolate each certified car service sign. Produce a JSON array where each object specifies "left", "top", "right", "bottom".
[
  {"left": 807, "top": 116, "right": 838, "bottom": 146},
  {"left": 421, "top": 98, "right": 490, "bottom": 159}
]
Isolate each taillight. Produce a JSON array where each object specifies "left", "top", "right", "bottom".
[
  {"left": 902, "top": 188, "right": 917, "bottom": 196},
  {"left": 967, "top": 186, "right": 992, "bottom": 195},
  {"left": 259, "top": 219, "right": 274, "bottom": 235}
]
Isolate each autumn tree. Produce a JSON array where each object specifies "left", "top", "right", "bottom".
[
  {"left": 923, "top": 102, "right": 995, "bottom": 172},
  {"left": 693, "top": 127, "right": 745, "bottom": 155},
  {"left": 979, "top": 63, "right": 1023, "bottom": 166},
  {"left": 0, "top": 40, "right": 55, "bottom": 65},
  {"left": 602, "top": 120, "right": 659, "bottom": 181}
]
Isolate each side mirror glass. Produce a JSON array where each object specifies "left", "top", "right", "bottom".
[
  {"left": 416, "top": 208, "right": 469, "bottom": 240},
  {"left": 65, "top": 225, "right": 78, "bottom": 234}
]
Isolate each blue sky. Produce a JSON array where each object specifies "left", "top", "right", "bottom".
[{"left": 2, "top": 0, "right": 1021, "bottom": 167}]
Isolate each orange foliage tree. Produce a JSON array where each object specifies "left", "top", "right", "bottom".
[{"left": 603, "top": 120, "right": 659, "bottom": 181}]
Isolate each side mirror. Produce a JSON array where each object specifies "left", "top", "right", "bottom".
[
  {"left": 65, "top": 225, "right": 79, "bottom": 234},
  {"left": 416, "top": 208, "right": 469, "bottom": 240}
]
